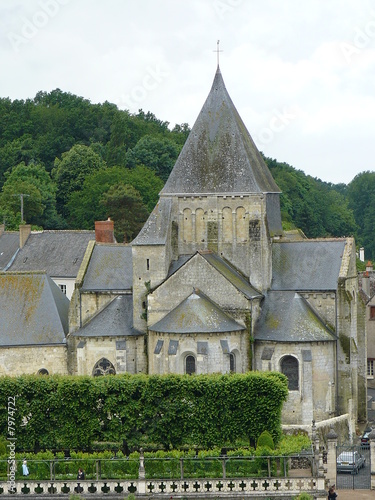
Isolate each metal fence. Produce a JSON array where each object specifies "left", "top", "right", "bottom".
[
  {"left": 1, "top": 453, "right": 314, "bottom": 482},
  {"left": 336, "top": 444, "right": 371, "bottom": 490}
]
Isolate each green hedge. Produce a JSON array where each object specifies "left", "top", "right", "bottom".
[
  {"left": 0, "top": 434, "right": 311, "bottom": 481},
  {"left": 0, "top": 372, "right": 288, "bottom": 451}
]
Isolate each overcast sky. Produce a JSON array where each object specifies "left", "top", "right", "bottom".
[{"left": 1, "top": 0, "right": 375, "bottom": 185}]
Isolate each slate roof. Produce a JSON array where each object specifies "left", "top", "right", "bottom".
[
  {"left": 0, "top": 272, "right": 69, "bottom": 346},
  {"left": 9, "top": 230, "right": 95, "bottom": 277},
  {"left": 150, "top": 289, "right": 245, "bottom": 334},
  {"left": 272, "top": 240, "right": 346, "bottom": 291},
  {"left": 131, "top": 198, "right": 172, "bottom": 246},
  {"left": 200, "top": 252, "right": 262, "bottom": 299},
  {"left": 71, "top": 294, "right": 141, "bottom": 337},
  {"left": 166, "top": 251, "right": 262, "bottom": 299},
  {"left": 82, "top": 244, "right": 132, "bottom": 291},
  {"left": 254, "top": 291, "right": 336, "bottom": 342},
  {"left": 161, "top": 67, "right": 280, "bottom": 196},
  {"left": 0, "top": 232, "right": 19, "bottom": 270}
]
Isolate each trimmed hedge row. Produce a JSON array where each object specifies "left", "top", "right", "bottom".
[
  {"left": 0, "top": 372, "right": 288, "bottom": 451},
  {"left": 0, "top": 434, "right": 311, "bottom": 481}
]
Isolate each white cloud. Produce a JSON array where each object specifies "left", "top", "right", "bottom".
[{"left": 0, "top": 0, "right": 374, "bottom": 184}]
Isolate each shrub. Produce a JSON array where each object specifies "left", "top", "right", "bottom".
[
  {"left": 257, "top": 430, "right": 275, "bottom": 450},
  {"left": 295, "top": 493, "right": 313, "bottom": 500}
]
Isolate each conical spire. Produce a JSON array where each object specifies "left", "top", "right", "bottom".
[{"left": 161, "top": 67, "right": 280, "bottom": 195}]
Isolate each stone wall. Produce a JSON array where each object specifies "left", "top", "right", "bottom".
[
  {"left": 255, "top": 341, "right": 336, "bottom": 425},
  {"left": 148, "top": 329, "right": 247, "bottom": 374},
  {"left": 69, "top": 335, "right": 145, "bottom": 376},
  {"left": 147, "top": 252, "right": 252, "bottom": 328},
  {"left": 282, "top": 413, "right": 352, "bottom": 445},
  {"left": 176, "top": 194, "right": 272, "bottom": 291},
  {"left": 0, "top": 345, "right": 67, "bottom": 376}
]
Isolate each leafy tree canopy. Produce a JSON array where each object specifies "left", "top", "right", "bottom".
[
  {"left": 101, "top": 183, "right": 149, "bottom": 242},
  {"left": 126, "top": 135, "right": 182, "bottom": 181},
  {"left": 67, "top": 165, "right": 163, "bottom": 230},
  {"left": 347, "top": 171, "right": 375, "bottom": 260},
  {"left": 53, "top": 144, "right": 106, "bottom": 217},
  {"left": 0, "top": 161, "right": 61, "bottom": 228}
]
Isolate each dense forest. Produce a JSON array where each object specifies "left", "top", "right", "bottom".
[{"left": 0, "top": 89, "right": 374, "bottom": 258}]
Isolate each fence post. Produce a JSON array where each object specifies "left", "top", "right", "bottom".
[
  {"left": 138, "top": 448, "right": 146, "bottom": 495},
  {"left": 180, "top": 458, "right": 184, "bottom": 479},
  {"left": 49, "top": 461, "right": 53, "bottom": 481},
  {"left": 369, "top": 429, "right": 375, "bottom": 490},
  {"left": 96, "top": 460, "right": 99, "bottom": 481},
  {"left": 222, "top": 458, "right": 226, "bottom": 479},
  {"left": 325, "top": 427, "right": 338, "bottom": 488}
]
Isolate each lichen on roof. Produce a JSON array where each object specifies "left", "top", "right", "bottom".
[
  {"left": 0, "top": 272, "right": 69, "bottom": 346},
  {"left": 255, "top": 291, "right": 335, "bottom": 342},
  {"left": 161, "top": 67, "right": 280, "bottom": 196},
  {"left": 150, "top": 288, "right": 245, "bottom": 334}
]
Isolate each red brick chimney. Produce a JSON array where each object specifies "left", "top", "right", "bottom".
[{"left": 95, "top": 218, "right": 115, "bottom": 243}]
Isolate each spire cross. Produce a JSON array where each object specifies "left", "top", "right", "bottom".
[{"left": 214, "top": 40, "right": 223, "bottom": 66}]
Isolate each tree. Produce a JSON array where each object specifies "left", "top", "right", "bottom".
[
  {"left": 0, "top": 161, "right": 61, "bottom": 228},
  {"left": 266, "top": 157, "right": 356, "bottom": 239},
  {"left": 101, "top": 184, "right": 149, "bottom": 242},
  {"left": 66, "top": 165, "right": 163, "bottom": 229},
  {"left": 126, "top": 135, "right": 181, "bottom": 181},
  {"left": 53, "top": 144, "right": 106, "bottom": 219},
  {"left": 347, "top": 171, "right": 375, "bottom": 259}
]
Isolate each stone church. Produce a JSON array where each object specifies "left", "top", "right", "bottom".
[{"left": 1, "top": 65, "right": 367, "bottom": 427}]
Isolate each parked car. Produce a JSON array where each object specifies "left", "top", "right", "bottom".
[
  {"left": 337, "top": 451, "right": 365, "bottom": 474},
  {"left": 361, "top": 428, "right": 372, "bottom": 448}
]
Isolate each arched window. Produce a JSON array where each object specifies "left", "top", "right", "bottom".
[
  {"left": 186, "top": 355, "right": 196, "bottom": 375},
  {"left": 236, "top": 206, "right": 247, "bottom": 242},
  {"left": 93, "top": 358, "right": 116, "bottom": 376},
  {"left": 37, "top": 368, "right": 49, "bottom": 375},
  {"left": 183, "top": 208, "right": 193, "bottom": 243},
  {"left": 222, "top": 207, "right": 232, "bottom": 243},
  {"left": 280, "top": 356, "right": 299, "bottom": 390},
  {"left": 196, "top": 208, "right": 205, "bottom": 243},
  {"left": 230, "top": 353, "right": 236, "bottom": 373}
]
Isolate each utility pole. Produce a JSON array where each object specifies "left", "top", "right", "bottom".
[{"left": 13, "top": 193, "right": 30, "bottom": 223}]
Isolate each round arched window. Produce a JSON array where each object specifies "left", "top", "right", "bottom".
[
  {"left": 37, "top": 368, "right": 49, "bottom": 375},
  {"left": 185, "top": 355, "right": 196, "bottom": 375},
  {"left": 230, "top": 353, "right": 236, "bottom": 373},
  {"left": 280, "top": 356, "right": 299, "bottom": 390}
]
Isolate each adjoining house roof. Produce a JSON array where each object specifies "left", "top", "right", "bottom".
[
  {"left": 71, "top": 295, "right": 141, "bottom": 337},
  {"left": 254, "top": 291, "right": 336, "bottom": 343},
  {"left": 82, "top": 244, "right": 132, "bottom": 291},
  {"left": 0, "top": 272, "right": 69, "bottom": 346},
  {"left": 8, "top": 230, "right": 95, "bottom": 277},
  {"left": 0, "top": 232, "right": 19, "bottom": 270},
  {"left": 149, "top": 289, "right": 245, "bottom": 334},
  {"left": 131, "top": 197, "right": 172, "bottom": 246},
  {"left": 166, "top": 251, "right": 262, "bottom": 300},
  {"left": 161, "top": 67, "right": 280, "bottom": 196},
  {"left": 272, "top": 240, "right": 346, "bottom": 291}
]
